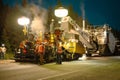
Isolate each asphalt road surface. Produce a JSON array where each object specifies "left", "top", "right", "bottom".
[{"left": 0, "top": 56, "right": 120, "bottom": 80}]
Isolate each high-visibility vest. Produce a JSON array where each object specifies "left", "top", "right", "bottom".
[
  {"left": 57, "top": 47, "right": 62, "bottom": 54},
  {"left": 37, "top": 45, "right": 44, "bottom": 53},
  {"left": 23, "top": 48, "right": 27, "bottom": 54}
]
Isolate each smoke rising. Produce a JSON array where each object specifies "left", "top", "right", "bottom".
[
  {"left": 29, "top": 4, "right": 48, "bottom": 38},
  {"left": 80, "top": 1, "right": 85, "bottom": 31},
  {"left": 80, "top": 2, "right": 85, "bottom": 20}
]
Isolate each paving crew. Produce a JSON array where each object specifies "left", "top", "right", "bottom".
[
  {"left": 35, "top": 41, "right": 45, "bottom": 65},
  {"left": 56, "top": 41, "right": 63, "bottom": 64},
  {"left": 19, "top": 40, "right": 27, "bottom": 54},
  {"left": 0, "top": 47, "right": 2, "bottom": 59},
  {"left": 1, "top": 44, "right": 7, "bottom": 59}
]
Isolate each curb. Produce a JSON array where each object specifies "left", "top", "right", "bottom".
[{"left": 0, "top": 60, "right": 15, "bottom": 64}]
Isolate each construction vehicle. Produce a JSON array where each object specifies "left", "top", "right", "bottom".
[
  {"left": 59, "top": 16, "right": 116, "bottom": 57},
  {"left": 14, "top": 16, "right": 117, "bottom": 62},
  {"left": 14, "top": 40, "right": 36, "bottom": 62}
]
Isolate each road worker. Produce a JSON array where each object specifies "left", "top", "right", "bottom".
[
  {"left": 35, "top": 41, "right": 45, "bottom": 65},
  {"left": 1, "top": 44, "right": 7, "bottom": 59},
  {"left": 56, "top": 41, "right": 63, "bottom": 64},
  {"left": 0, "top": 47, "right": 2, "bottom": 59}
]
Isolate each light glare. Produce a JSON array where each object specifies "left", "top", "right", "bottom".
[
  {"left": 18, "top": 17, "right": 30, "bottom": 26},
  {"left": 54, "top": 7, "right": 68, "bottom": 18}
]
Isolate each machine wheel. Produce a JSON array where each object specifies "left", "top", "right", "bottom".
[
  {"left": 114, "top": 39, "right": 120, "bottom": 55},
  {"left": 86, "top": 41, "right": 98, "bottom": 57},
  {"left": 86, "top": 52, "right": 92, "bottom": 57},
  {"left": 99, "top": 44, "right": 111, "bottom": 56}
]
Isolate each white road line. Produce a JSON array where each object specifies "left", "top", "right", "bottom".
[{"left": 38, "top": 70, "right": 80, "bottom": 80}]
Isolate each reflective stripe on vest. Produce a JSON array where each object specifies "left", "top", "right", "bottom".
[
  {"left": 57, "top": 47, "right": 62, "bottom": 54},
  {"left": 37, "top": 45, "right": 44, "bottom": 53}
]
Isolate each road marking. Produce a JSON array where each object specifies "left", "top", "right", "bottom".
[{"left": 38, "top": 70, "right": 82, "bottom": 80}]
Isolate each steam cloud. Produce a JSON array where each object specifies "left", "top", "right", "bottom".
[
  {"left": 80, "top": 2, "right": 85, "bottom": 20},
  {"left": 29, "top": 4, "right": 48, "bottom": 39}
]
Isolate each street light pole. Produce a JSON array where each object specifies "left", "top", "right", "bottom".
[
  {"left": 18, "top": 16, "right": 30, "bottom": 39},
  {"left": 54, "top": 6, "right": 68, "bottom": 36},
  {"left": 54, "top": 7, "right": 68, "bottom": 30}
]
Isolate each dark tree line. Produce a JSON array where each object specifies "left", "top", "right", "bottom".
[
  {"left": 0, "top": 0, "right": 25, "bottom": 52},
  {"left": 0, "top": 0, "right": 86, "bottom": 53},
  {"left": 0, "top": 0, "right": 119, "bottom": 53}
]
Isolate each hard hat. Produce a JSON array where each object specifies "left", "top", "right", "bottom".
[{"left": 2, "top": 44, "right": 5, "bottom": 47}]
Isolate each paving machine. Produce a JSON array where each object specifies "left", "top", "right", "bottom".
[
  {"left": 14, "top": 16, "right": 117, "bottom": 62},
  {"left": 59, "top": 16, "right": 116, "bottom": 58}
]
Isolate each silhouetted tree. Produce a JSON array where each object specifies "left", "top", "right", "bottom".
[
  {"left": 0, "top": 0, "right": 10, "bottom": 47},
  {"left": 22, "top": 0, "right": 28, "bottom": 8}
]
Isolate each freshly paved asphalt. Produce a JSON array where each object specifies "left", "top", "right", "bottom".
[{"left": 0, "top": 56, "right": 120, "bottom": 80}]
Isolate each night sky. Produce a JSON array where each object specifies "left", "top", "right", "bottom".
[{"left": 2, "top": 0, "right": 120, "bottom": 30}]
